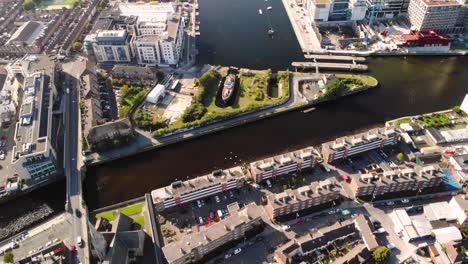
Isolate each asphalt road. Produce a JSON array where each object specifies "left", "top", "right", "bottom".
[{"left": 64, "top": 72, "right": 86, "bottom": 263}]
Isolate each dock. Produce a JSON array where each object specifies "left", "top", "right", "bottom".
[
  {"left": 292, "top": 62, "right": 368, "bottom": 72},
  {"left": 304, "top": 54, "right": 367, "bottom": 63}
]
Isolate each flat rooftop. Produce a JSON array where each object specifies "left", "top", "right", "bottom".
[{"left": 421, "top": 0, "right": 460, "bottom": 6}]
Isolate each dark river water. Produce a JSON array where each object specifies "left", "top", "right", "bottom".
[{"left": 1, "top": 0, "right": 466, "bottom": 229}]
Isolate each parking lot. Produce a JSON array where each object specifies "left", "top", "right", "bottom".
[{"left": 160, "top": 186, "right": 264, "bottom": 244}]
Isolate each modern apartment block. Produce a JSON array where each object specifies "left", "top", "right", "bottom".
[
  {"left": 365, "top": 0, "right": 410, "bottom": 20},
  {"left": 249, "top": 146, "right": 321, "bottom": 183},
  {"left": 151, "top": 167, "right": 245, "bottom": 211},
  {"left": 305, "top": 0, "right": 367, "bottom": 21},
  {"left": 321, "top": 126, "right": 398, "bottom": 163},
  {"left": 84, "top": 3, "right": 185, "bottom": 66},
  {"left": 162, "top": 203, "right": 264, "bottom": 264},
  {"left": 349, "top": 165, "right": 444, "bottom": 198},
  {"left": 407, "top": 0, "right": 464, "bottom": 33},
  {"left": 265, "top": 179, "right": 341, "bottom": 220},
  {"left": 8, "top": 55, "right": 60, "bottom": 181},
  {"left": 85, "top": 30, "right": 133, "bottom": 63}
]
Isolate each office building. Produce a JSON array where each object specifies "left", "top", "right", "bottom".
[
  {"left": 349, "top": 165, "right": 444, "bottom": 198},
  {"left": 321, "top": 126, "right": 398, "bottom": 163},
  {"left": 366, "top": 0, "right": 410, "bottom": 20},
  {"left": 151, "top": 167, "right": 245, "bottom": 211},
  {"left": 305, "top": 0, "right": 367, "bottom": 22},
  {"left": 265, "top": 179, "right": 341, "bottom": 220},
  {"left": 407, "top": 0, "right": 464, "bottom": 33},
  {"left": 9, "top": 55, "right": 60, "bottom": 181},
  {"left": 85, "top": 30, "right": 133, "bottom": 63},
  {"left": 162, "top": 203, "right": 264, "bottom": 264},
  {"left": 250, "top": 146, "right": 321, "bottom": 182}
]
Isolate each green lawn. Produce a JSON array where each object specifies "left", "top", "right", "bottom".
[
  {"left": 38, "top": 0, "right": 77, "bottom": 9},
  {"left": 335, "top": 74, "right": 378, "bottom": 87},
  {"left": 450, "top": 44, "right": 468, "bottom": 50},
  {"left": 120, "top": 203, "right": 143, "bottom": 216},
  {"left": 133, "top": 216, "right": 145, "bottom": 229},
  {"left": 95, "top": 211, "right": 116, "bottom": 221}
]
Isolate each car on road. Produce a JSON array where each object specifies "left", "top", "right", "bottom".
[
  {"left": 321, "top": 164, "right": 331, "bottom": 173},
  {"left": 215, "top": 196, "right": 221, "bottom": 203},
  {"left": 224, "top": 253, "right": 232, "bottom": 259},
  {"left": 234, "top": 248, "right": 242, "bottom": 255},
  {"left": 387, "top": 243, "right": 396, "bottom": 250},
  {"left": 281, "top": 225, "right": 291, "bottom": 231},
  {"left": 375, "top": 227, "right": 386, "bottom": 234},
  {"left": 386, "top": 201, "right": 395, "bottom": 206},
  {"left": 198, "top": 216, "right": 203, "bottom": 224},
  {"left": 76, "top": 236, "right": 83, "bottom": 247},
  {"left": 266, "top": 179, "right": 272, "bottom": 188},
  {"left": 197, "top": 200, "right": 202, "bottom": 208},
  {"left": 402, "top": 198, "right": 410, "bottom": 204}
]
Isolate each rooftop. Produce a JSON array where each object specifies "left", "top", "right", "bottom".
[{"left": 421, "top": 0, "right": 461, "bottom": 6}]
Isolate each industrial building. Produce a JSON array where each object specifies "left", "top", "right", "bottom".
[
  {"left": 249, "top": 146, "right": 321, "bottom": 182},
  {"left": 321, "top": 126, "right": 398, "bottom": 163},
  {"left": 151, "top": 167, "right": 246, "bottom": 211},
  {"left": 348, "top": 165, "right": 444, "bottom": 198},
  {"left": 162, "top": 203, "right": 264, "bottom": 264},
  {"left": 265, "top": 179, "right": 341, "bottom": 220}
]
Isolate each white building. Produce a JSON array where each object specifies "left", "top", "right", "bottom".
[
  {"left": 460, "top": 94, "right": 468, "bottom": 114},
  {"left": 407, "top": 0, "right": 463, "bottom": 33},
  {"left": 433, "top": 226, "right": 463, "bottom": 243},
  {"left": 449, "top": 195, "right": 468, "bottom": 224},
  {"left": 146, "top": 84, "right": 165, "bottom": 104},
  {"left": 305, "top": 0, "right": 367, "bottom": 21},
  {"left": 85, "top": 30, "right": 133, "bottom": 63}
]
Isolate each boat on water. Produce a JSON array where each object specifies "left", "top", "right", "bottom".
[
  {"left": 259, "top": 9, "right": 263, "bottom": 14},
  {"left": 267, "top": 6, "right": 272, "bottom": 10},
  {"left": 222, "top": 74, "right": 236, "bottom": 103},
  {"left": 268, "top": 28, "right": 275, "bottom": 35}
]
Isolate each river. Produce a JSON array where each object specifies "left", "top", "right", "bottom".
[{"left": 83, "top": 0, "right": 468, "bottom": 210}]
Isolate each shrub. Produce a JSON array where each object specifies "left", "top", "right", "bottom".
[
  {"left": 453, "top": 105, "right": 462, "bottom": 114},
  {"left": 372, "top": 246, "right": 390, "bottom": 263},
  {"left": 3, "top": 251, "right": 14, "bottom": 263}
]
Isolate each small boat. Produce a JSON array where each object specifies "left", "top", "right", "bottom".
[
  {"left": 267, "top": 6, "right": 272, "bottom": 10},
  {"left": 268, "top": 29, "right": 275, "bottom": 35},
  {"left": 222, "top": 74, "right": 236, "bottom": 103},
  {"left": 259, "top": 9, "right": 263, "bottom": 14}
]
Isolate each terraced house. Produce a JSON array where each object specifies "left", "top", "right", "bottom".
[
  {"left": 250, "top": 146, "right": 321, "bottom": 183},
  {"left": 321, "top": 126, "right": 398, "bottom": 163}
]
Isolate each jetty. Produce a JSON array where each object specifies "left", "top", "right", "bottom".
[
  {"left": 292, "top": 62, "right": 368, "bottom": 72},
  {"left": 304, "top": 54, "right": 367, "bottom": 63}
]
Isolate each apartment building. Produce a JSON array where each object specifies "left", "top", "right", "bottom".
[
  {"left": 305, "top": 0, "right": 367, "bottom": 22},
  {"left": 9, "top": 55, "right": 60, "bottom": 181},
  {"left": 84, "top": 30, "right": 133, "bottom": 63},
  {"left": 366, "top": 0, "right": 410, "bottom": 20},
  {"left": 265, "top": 179, "right": 341, "bottom": 220},
  {"left": 250, "top": 146, "right": 321, "bottom": 183},
  {"left": 349, "top": 165, "right": 444, "bottom": 198},
  {"left": 408, "top": 0, "right": 464, "bottom": 33},
  {"left": 151, "top": 167, "right": 245, "bottom": 211},
  {"left": 162, "top": 203, "right": 264, "bottom": 264},
  {"left": 321, "top": 126, "right": 398, "bottom": 163}
]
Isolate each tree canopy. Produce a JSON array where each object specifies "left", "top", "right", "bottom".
[{"left": 372, "top": 246, "right": 390, "bottom": 263}]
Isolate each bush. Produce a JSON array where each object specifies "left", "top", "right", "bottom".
[
  {"left": 453, "top": 105, "right": 462, "bottom": 114},
  {"left": 23, "top": 0, "right": 35, "bottom": 10},
  {"left": 182, "top": 103, "right": 207, "bottom": 122},
  {"left": 397, "top": 153, "right": 404, "bottom": 161},
  {"left": 324, "top": 79, "right": 349, "bottom": 98},
  {"left": 72, "top": 41, "right": 83, "bottom": 52},
  {"left": 3, "top": 251, "right": 14, "bottom": 263},
  {"left": 372, "top": 246, "right": 390, "bottom": 263}
]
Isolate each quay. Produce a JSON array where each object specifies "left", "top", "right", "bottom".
[
  {"left": 304, "top": 54, "right": 367, "bottom": 63},
  {"left": 292, "top": 62, "right": 368, "bottom": 72}
]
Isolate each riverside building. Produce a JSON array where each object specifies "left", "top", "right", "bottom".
[
  {"left": 321, "top": 126, "right": 398, "bottom": 163},
  {"left": 249, "top": 146, "right": 321, "bottom": 183},
  {"left": 349, "top": 165, "right": 444, "bottom": 198},
  {"left": 151, "top": 167, "right": 245, "bottom": 211},
  {"left": 265, "top": 179, "right": 341, "bottom": 220}
]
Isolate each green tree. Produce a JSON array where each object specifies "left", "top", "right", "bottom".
[
  {"left": 372, "top": 246, "right": 390, "bottom": 263},
  {"left": 453, "top": 105, "right": 462, "bottom": 114},
  {"left": 397, "top": 152, "right": 404, "bottom": 161},
  {"left": 324, "top": 79, "right": 349, "bottom": 98},
  {"left": 4, "top": 251, "right": 14, "bottom": 263},
  {"left": 72, "top": 41, "right": 83, "bottom": 51},
  {"left": 23, "top": 0, "right": 36, "bottom": 10}
]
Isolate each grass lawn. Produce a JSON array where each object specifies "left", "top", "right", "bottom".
[
  {"left": 395, "top": 118, "right": 411, "bottom": 128},
  {"left": 95, "top": 211, "right": 116, "bottom": 221},
  {"left": 133, "top": 216, "right": 145, "bottom": 229},
  {"left": 335, "top": 74, "right": 378, "bottom": 87},
  {"left": 39, "top": 0, "right": 77, "bottom": 9},
  {"left": 450, "top": 44, "right": 468, "bottom": 50},
  {"left": 120, "top": 203, "right": 143, "bottom": 216}
]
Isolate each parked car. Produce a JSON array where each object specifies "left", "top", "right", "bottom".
[
  {"left": 76, "top": 236, "right": 83, "bottom": 247},
  {"left": 197, "top": 200, "right": 202, "bottom": 208},
  {"left": 198, "top": 216, "right": 203, "bottom": 224},
  {"left": 224, "top": 253, "right": 232, "bottom": 259},
  {"left": 234, "top": 248, "right": 242, "bottom": 255},
  {"left": 402, "top": 199, "right": 410, "bottom": 204},
  {"left": 215, "top": 196, "right": 220, "bottom": 203},
  {"left": 386, "top": 201, "right": 395, "bottom": 206},
  {"left": 266, "top": 179, "right": 272, "bottom": 188}
]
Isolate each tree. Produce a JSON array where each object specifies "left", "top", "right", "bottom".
[
  {"left": 397, "top": 152, "right": 404, "bottom": 161},
  {"left": 4, "top": 251, "right": 14, "bottom": 263},
  {"left": 453, "top": 105, "right": 462, "bottom": 114},
  {"left": 372, "top": 246, "right": 390, "bottom": 263},
  {"left": 23, "top": 0, "right": 35, "bottom": 10},
  {"left": 324, "top": 79, "right": 348, "bottom": 98},
  {"left": 72, "top": 41, "right": 83, "bottom": 51},
  {"left": 459, "top": 223, "right": 468, "bottom": 237}
]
